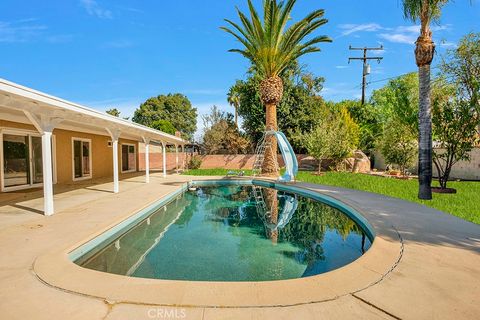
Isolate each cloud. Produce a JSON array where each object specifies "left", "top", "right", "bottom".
[
  {"left": 116, "top": 6, "right": 144, "bottom": 14},
  {"left": 80, "top": 0, "right": 113, "bottom": 19},
  {"left": 0, "top": 20, "right": 47, "bottom": 43},
  {"left": 379, "top": 33, "right": 416, "bottom": 44},
  {"left": 335, "top": 66, "right": 348, "bottom": 69},
  {"left": 338, "top": 23, "right": 384, "bottom": 36},
  {"left": 379, "top": 24, "right": 451, "bottom": 44}
]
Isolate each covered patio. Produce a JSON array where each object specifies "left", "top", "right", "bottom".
[{"left": 0, "top": 78, "right": 186, "bottom": 216}]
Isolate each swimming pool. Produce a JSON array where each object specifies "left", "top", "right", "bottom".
[{"left": 72, "top": 180, "right": 374, "bottom": 282}]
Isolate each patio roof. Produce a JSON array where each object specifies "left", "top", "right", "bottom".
[
  {"left": 0, "top": 78, "right": 186, "bottom": 145},
  {"left": 0, "top": 78, "right": 185, "bottom": 216}
]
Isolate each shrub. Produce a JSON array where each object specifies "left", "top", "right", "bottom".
[
  {"left": 302, "top": 107, "right": 360, "bottom": 172},
  {"left": 377, "top": 119, "right": 417, "bottom": 175},
  {"left": 188, "top": 155, "right": 202, "bottom": 170}
]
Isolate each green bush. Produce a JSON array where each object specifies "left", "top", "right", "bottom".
[
  {"left": 188, "top": 155, "right": 202, "bottom": 170},
  {"left": 377, "top": 118, "right": 417, "bottom": 175}
]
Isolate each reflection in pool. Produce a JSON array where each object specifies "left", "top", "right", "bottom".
[{"left": 76, "top": 185, "right": 371, "bottom": 282}]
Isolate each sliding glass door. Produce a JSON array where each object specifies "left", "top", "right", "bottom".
[
  {"left": 121, "top": 144, "right": 136, "bottom": 173},
  {"left": 31, "top": 136, "right": 43, "bottom": 184},
  {"left": 73, "top": 139, "right": 91, "bottom": 180},
  {"left": 2, "top": 134, "right": 30, "bottom": 188},
  {"left": 1, "top": 132, "right": 51, "bottom": 190}
]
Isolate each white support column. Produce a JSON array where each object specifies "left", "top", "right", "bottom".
[
  {"left": 106, "top": 128, "right": 121, "bottom": 193},
  {"left": 182, "top": 144, "right": 186, "bottom": 170},
  {"left": 162, "top": 142, "right": 167, "bottom": 178},
  {"left": 24, "top": 111, "right": 62, "bottom": 216},
  {"left": 41, "top": 131, "right": 54, "bottom": 215},
  {"left": 175, "top": 144, "right": 179, "bottom": 173},
  {"left": 143, "top": 137, "right": 151, "bottom": 183}
]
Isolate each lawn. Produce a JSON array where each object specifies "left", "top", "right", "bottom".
[{"left": 182, "top": 169, "right": 480, "bottom": 224}]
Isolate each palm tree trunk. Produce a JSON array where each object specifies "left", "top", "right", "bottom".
[
  {"left": 264, "top": 188, "right": 278, "bottom": 243},
  {"left": 235, "top": 105, "right": 239, "bottom": 128},
  {"left": 418, "top": 65, "right": 433, "bottom": 200},
  {"left": 262, "top": 102, "right": 278, "bottom": 176}
]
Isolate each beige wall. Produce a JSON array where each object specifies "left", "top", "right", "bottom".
[
  {"left": 1, "top": 120, "right": 140, "bottom": 188},
  {"left": 53, "top": 129, "right": 139, "bottom": 184},
  {"left": 373, "top": 148, "right": 480, "bottom": 181}
]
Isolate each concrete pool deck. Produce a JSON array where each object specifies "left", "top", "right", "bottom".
[{"left": 0, "top": 173, "right": 479, "bottom": 319}]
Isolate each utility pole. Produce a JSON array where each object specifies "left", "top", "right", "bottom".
[{"left": 349, "top": 45, "right": 384, "bottom": 105}]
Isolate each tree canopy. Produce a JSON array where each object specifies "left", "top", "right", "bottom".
[
  {"left": 132, "top": 94, "right": 197, "bottom": 140},
  {"left": 201, "top": 106, "right": 250, "bottom": 155},
  {"left": 151, "top": 120, "right": 177, "bottom": 135},
  {"left": 230, "top": 66, "right": 327, "bottom": 152},
  {"left": 221, "top": 0, "right": 331, "bottom": 78}
]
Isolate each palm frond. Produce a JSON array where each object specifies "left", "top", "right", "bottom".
[{"left": 221, "top": 0, "right": 331, "bottom": 77}]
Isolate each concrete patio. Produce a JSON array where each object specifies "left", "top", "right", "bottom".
[{"left": 0, "top": 173, "right": 479, "bottom": 319}]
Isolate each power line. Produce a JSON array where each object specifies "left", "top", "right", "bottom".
[{"left": 348, "top": 45, "right": 384, "bottom": 105}]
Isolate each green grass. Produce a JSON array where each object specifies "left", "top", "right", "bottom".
[{"left": 182, "top": 169, "right": 480, "bottom": 224}]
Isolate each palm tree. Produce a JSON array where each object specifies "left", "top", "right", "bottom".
[
  {"left": 402, "top": 0, "right": 448, "bottom": 200},
  {"left": 227, "top": 85, "right": 241, "bottom": 128},
  {"left": 221, "top": 0, "right": 331, "bottom": 175}
]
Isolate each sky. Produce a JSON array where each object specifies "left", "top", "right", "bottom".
[{"left": 1, "top": 0, "right": 479, "bottom": 139}]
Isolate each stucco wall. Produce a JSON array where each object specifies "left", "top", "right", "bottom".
[
  {"left": 445, "top": 148, "right": 480, "bottom": 181},
  {"left": 1, "top": 120, "right": 139, "bottom": 187},
  {"left": 373, "top": 148, "right": 480, "bottom": 181},
  {"left": 53, "top": 129, "right": 139, "bottom": 184}
]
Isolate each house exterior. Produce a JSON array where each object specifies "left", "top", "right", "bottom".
[{"left": 0, "top": 78, "right": 185, "bottom": 216}]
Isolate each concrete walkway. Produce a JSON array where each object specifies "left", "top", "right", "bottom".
[{"left": 0, "top": 173, "right": 479, "bottom": 319}]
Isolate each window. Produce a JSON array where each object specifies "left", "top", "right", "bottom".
[
  {"left": 121, "top": 144, "right": 136, "bottom": 173},
  {"left": 72, "top": 138, "right": 92, "bottom": 180}
]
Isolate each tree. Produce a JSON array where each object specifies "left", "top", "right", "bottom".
[
  {"left": 230, "top": 66, "right": 327, "bottom": 153},
  {"left": 332, "top": 100, "right": 382, "bottom": 157},
  {"left": 302, "top": 107, "right": 359, "bottom": 172},
  {"left": 432, "top": 34, "right": 480, "bottom": 189},
  {"left": 227, "top": 84, "right": 241, "bottom": 128},
  {"left": 402, "top": 0, "right": 449, "bottom": 199},
  {"left": 201, "top": 106, "right": 250, "bottom": 155},
  {"left": 440, "top": 32, "right": 480, "bottom": 103},
  {"left": 370, "top": 73, "right": 419, "bottom": 134},
  {"left": 328, "top": 107, "right": 360, "bottom": 169},
  {"left": 378, "top": 118, "right": 418, "bottom": 176},
  {"left": 222, "top": 0, "right": 331, "bottom": 176},
  {"left": 106, "top": 108, "right": 129, "bottom": 120},
  {"left": 432, "top": 88, "right": 480, "bottom": 189},
  {"left": 106, "top": 108, "right": 121, "bottom": 117},
  {"left": 302, "top": 113, "right": 333, "bottom": 174},
  {"left": 132, "top": 94, "right": 197, "bottom": 140},
  {"left": 151, "top": 120, "right": 176, "bottom": 135}
]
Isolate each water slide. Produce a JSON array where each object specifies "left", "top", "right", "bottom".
[
  {"left": 276, "top": 195, "right": 298, "bottom": 230},
  {"left": 274, "top": 131, "right": 299, "bottom": 183}
]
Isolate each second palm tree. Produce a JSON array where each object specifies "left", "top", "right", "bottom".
[{"left": 222, "top": 0, "right": 331, "bottom": 175}]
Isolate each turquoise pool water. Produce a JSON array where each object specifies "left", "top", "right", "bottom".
[{"left": 75, "top": 184, "right": 372, "bottom": 282}]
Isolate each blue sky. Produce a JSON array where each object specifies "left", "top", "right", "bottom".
[{"left": 1, "top": 0, "right": 479, "bottom": 138}]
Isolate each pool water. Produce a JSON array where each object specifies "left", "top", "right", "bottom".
[{"left": 77, "top": 185, "right": 371, "bottom": 282}]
